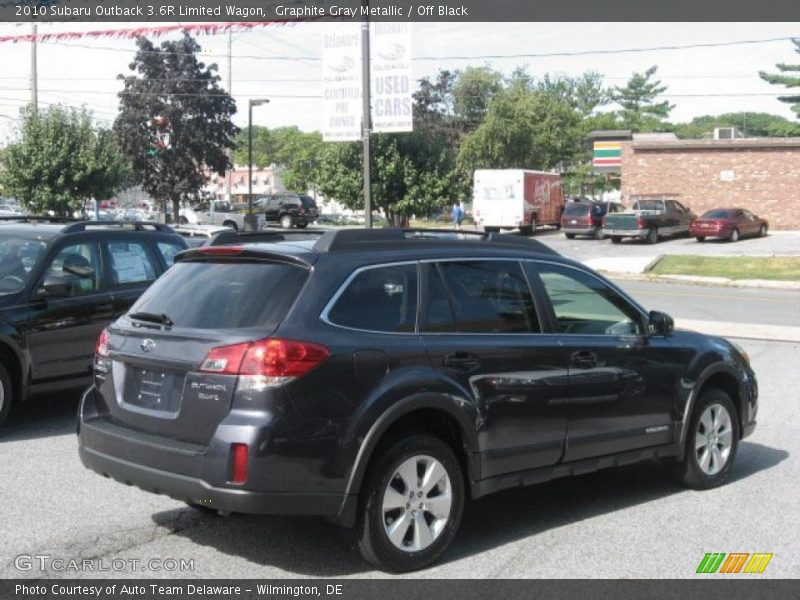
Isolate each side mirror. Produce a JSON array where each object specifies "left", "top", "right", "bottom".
[{"left": 649, "top": 310, "right": 674, "bottom": 337}]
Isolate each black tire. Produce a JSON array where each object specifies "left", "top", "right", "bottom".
[
  {"left": 646, "top": 228, "right": 658, "bottom": 244},
  {"left": 222, "top": 220, "right": 238, "bottom": 231},
  {"left": 611, "top": 236, "right": 622, "bottom": 244},
  {"left": 759, "top": 224, "right": 768, "bottom": 238},
  {"left": 280, "top": 215, "right": 294, "bottom": 229},
  {"left": 0, "top": 362, "right": 11, "bottom": 427},
  {"left": 565, "top": 233, "right": 576, "bottom": 240},
  {"left": 355, "top": 434, "right": 465, "bottom": 573},
  {"left": 178, "top": 216, "right": 189, "bottom": 225},
  {"left": 729, "top": 228, "right": 740, "bottom": 242},
  {"left": 696, "top": 236, "right": 705, "bottom": 242},
  {"left": 296, "top": 222, "right": 308, "bottom": 229},
  {"left": 670, "top": 388, "right": 739, "bottom": 490}
]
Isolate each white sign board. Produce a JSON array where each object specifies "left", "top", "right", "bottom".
[
  {"left": 321, "top": 24, "right": 362, "bottom": 142},
  {"left": 720, "top": 170, "right": 735, "bottom": 182},
  {"left": 370, "top": 23, "right": 413, "bottom": 133}
]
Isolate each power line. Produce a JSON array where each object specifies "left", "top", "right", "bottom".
[{"left": 39, "top": 35, "right": 796, "bottom": 62}]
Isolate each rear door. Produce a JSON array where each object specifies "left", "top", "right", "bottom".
[
  {"left": 27, "top": 239, "right": 114, "bottom": 383},
  {"left": 530, "top": 261, "right": 680, "bottom": 462},
  {"left": 420, "top": 260, "right": 569, "bottom": 478}
]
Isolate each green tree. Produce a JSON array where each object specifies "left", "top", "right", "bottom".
[
  {"left": 314, "top": 132, "right": 458, "bottom": 225},
  {"left": 452, "top": 66, "right": 503, "bottom": 129},
  {"left": 233, "top": 126, "right": 324, "bottom": 193},
  {"left": 610, "top": 66, "right": 673, "bottom": 131},
  {"left": 672, "top": 112, "right": 800, "bottom": 138},
  {"left": 759, "top": 38, "right": 800, "bottom": 118},
  {"left": 0, "top": 106, "right": 130, "bottom": 216},
  {"left": 114, "top": 34, "right": 238, "bottom": 220},
  {"left": 457, "top": 85, "right": 582, "bottom": 172}
]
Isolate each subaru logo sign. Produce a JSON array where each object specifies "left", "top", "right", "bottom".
[{"left": 140, "top": 339, "right": 156, "bottom": 353}]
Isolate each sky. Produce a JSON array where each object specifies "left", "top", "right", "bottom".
[{"left": 0, "top": 21, "right": 799, "bottom": 143}]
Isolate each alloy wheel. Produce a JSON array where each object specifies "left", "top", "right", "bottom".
[
  {"left": 695, "top": 403, "right": 733, "bottom": 475},
  {"left": 381, "top": 455, "right": 453, "bottom": 552}
]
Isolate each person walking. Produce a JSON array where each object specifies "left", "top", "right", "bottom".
[{"left": 451, "top": 202, "right": 464, "bottom": 230}]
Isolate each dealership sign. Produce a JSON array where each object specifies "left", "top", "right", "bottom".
[{"left": 321, "top": 24, "right": 412, "bottom": 141}]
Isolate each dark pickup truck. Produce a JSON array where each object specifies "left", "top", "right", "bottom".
[{"left": 602, "top": 198, "right": 696, "bottom": 244}]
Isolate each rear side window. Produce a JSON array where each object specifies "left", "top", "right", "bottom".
[
  {"left": 422, "top": 261, "right": 540, "bottom": 334},
  {"left": 107, "top": 240, "right": 158, "bottom": 288},
  {"left": 328, "top": 264, "right": 418, "bottom": 332},
  {"left": 130, "top": 261, "right": 308, "bottom": 329}
]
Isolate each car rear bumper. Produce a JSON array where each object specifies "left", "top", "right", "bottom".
[
  {"left": 690, "top": 227, "right": 729, "bottom": 237},
  {"left": 77, "top": 387, "right": 356, "bottom": 524},
  {"left": 79, "top": 444, "right": 348, "bottom": 518},
  {"left": 602, "top": 228, "right": 647, "bottom": 237},
  {"left": 562, "top": 226, "right": 597, "bottom": 235}
]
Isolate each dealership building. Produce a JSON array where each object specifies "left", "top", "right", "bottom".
[{"left": 590, "top": 131, "right": 800, "bottom": 230}]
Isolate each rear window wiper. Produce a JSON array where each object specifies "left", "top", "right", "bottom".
[{"left": 129, "top": 311, "right": 174, "bottom": 327}]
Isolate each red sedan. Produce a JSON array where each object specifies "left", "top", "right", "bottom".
[{"left": 690, "top": 208, "right": 769, "bottom": 242}]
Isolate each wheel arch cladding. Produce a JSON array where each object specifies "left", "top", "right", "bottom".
[
  {"left": 699, "top": 370, "right": 746, "bottom": 434},
  {"left": 0, "top": 338, "right": 24, "bottom": 403},
  {"left": 345, "top": 395, "right": 480, "bottom": 501}
]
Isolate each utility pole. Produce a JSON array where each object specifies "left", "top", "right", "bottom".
[
  {"left": 30, "top": 23, "right": 38, "bottom": 112},
  {"left": 361, "top": 1, "right": 372, "bottom": 228},
  {"left": 226, "top": 29, "right": 233, "bottom": 204}
]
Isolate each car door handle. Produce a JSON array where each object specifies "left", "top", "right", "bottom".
[
  {"left": 442, "top": 352, "right": 481, "bottom": 372},
  {"left": 570, "top": 350, "right": 597, "bottom": 370}
]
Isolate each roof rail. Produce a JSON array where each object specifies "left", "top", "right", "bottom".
[
  {"left": 0, "top": 215, "right": 79, "bottom": 224},
  {"left": 61, "top": 221, "right": 175, "bottom": 233},
  {"left": 312, "top": 228, "right": 559, "bottom": 255},
  {"left": 207, "top": 229, "right": 329, "bottom": 246}
]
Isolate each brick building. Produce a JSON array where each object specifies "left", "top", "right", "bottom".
[{"left": 620, "top": 138, "right": 800, "bottom": 230}]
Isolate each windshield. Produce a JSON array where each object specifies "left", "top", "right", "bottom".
[
  {"left": 0, "top": 235, "right": 48, "bottom": 294},
  {"left": 129, "top": 261, "right": 308, "bottom": 329},
  {"left": 702, "top": 210, "right": 735, "bottom": 219},
  {"left": 563, "top": 203, "right": 591, "bottom": 216}
]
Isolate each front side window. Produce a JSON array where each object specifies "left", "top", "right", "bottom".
[
  {"left": 535, "top": 263, "right": 643, "bottom": 336},
  {"left": 107, "top": 240, "right": 158, "bottom": 288},
  {"left": 328, "top": 264, "right": 418, "bottom": 332},
  {"left": 42, "top": 242, "right": 101, "bottom": 296},
  {"left": 422, "top": 261, "right": 540, "bottom": 334}
]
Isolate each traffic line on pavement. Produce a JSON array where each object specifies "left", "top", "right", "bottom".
[{"left": 677, "top": 319, "right": 800, "bottom": 343}]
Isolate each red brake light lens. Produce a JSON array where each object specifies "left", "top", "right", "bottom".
[
  {"left": 230, "top": 443, "right": 248, "bottom": 484},
  {"left": 96, "top": 329, "right": 110, "bottom": 358},
  {"left": 200, "top": 338, "right": 330, "bottom": 378}
]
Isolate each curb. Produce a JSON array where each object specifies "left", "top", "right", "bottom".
[{"left": 599, "top": 271, "right": 800, "bottom": 291}]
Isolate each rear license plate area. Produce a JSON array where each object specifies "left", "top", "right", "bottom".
[{"left": 122, "top": 367, "right": 185, "bottom": 414}]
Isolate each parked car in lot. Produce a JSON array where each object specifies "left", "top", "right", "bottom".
[
  {"left": 0, "top": 219, "right": 187, "bottom": 426},
  {"left": 171, "top": 224, "right": 233, "bottom": 248},
  {"left": 602, "top": 197, "right": 696, "bottom": 244},
  {"left": 191, "top": 200, "right": 263, "bottom": 231},
  {"left": 259, "top": 193, "right": 318, "bottom": 229},
  {"left": 561, "top": 200, "right": 625, "bottom": 239},
  {"left": 690, "top": 209, "right": 768, "bottom": 242},
  {"left": 78, "top": 228, "right": 757, "bottom": 572}
]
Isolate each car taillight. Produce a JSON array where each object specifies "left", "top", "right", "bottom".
[
  {"left": 200, "top": 338, "right": 330, "bottom": 385},
  {"left": 230, "top": 443, "right": 248, "bottom": 484},
  {"left": 636, "top": 217, "right": 646, "bottom": 228},
  {"left": 198, "top": 246, "right": 244, "bottom": 256},
  {"left": 96, "top": 329, "right": 110, "bottom": 358}
]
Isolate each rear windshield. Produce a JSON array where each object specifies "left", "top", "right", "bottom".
[
  {"left": 300, "top": 196, "right": 318, "bottom": 210},
  {"left": 633, "top": 200, "right": 664, "bottom": 211},
  {"left": 129, "top": 261, "right": 308, "bottom": 329},
  {"left": 563, "top": 203, "right": 591, "bottom": 216},
  {"left": 702, "top": 210, "right": 735, "bottom": 219}
]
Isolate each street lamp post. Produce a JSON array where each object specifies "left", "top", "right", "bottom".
[{"left": 247, "top": 98, "right": 270, "bottom": 232}]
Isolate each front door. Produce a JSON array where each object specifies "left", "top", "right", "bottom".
[
  {"left": 530, "top": 262, "right": 678, "bottom": 462},
  {"left": 419, "top": 260, "right": 569, "bottom": 479},
  {"left": 27, "top": 241, "right": 114, "bottom": 384}
]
